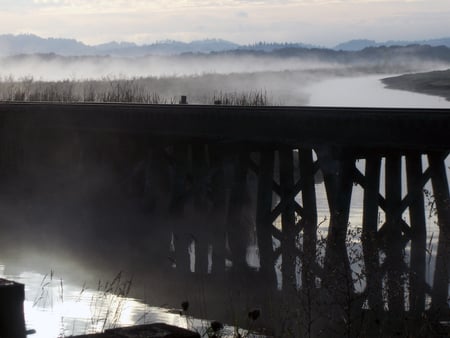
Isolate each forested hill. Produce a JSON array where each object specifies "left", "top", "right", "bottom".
[
  {"left": 4, "top": 44, "right": 450, "bottom": 67},
  {"left": 219, "top": 44, "right": 450, "bottom": 64}
]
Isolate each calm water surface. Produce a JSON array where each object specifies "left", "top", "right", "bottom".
[
  {"left": 306, "top": 74, "right": 450, "bottom": 108},
  {"left": 0, "top": 266, "right": 200, "bottom": 337}
]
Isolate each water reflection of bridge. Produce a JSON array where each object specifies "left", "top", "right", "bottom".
[{"left": 0, "top": 102, "right": 449, "bottom": 336}]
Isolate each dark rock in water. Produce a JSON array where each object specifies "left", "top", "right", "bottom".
[
  {"left": 210, "top": 320, "right": 224, "bottom": 332},
  {"left": 71, "top": 323, "right": 200, "bottom": 338},
  {"left": 248, "top": 309, "right": 261, "bottom": 321},
  {"left": 181, "top": 300, "right": 189, "bottom": 312},
  {"left": 0, "top": 278, "right": 26, "bottom": 338}
]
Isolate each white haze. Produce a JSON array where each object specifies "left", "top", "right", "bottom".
[
  {"left": 2, "top": 53, "right": 448, "bottom": 81},
  {"left": 0, "top": 54, "right": 346, "bottom": 81}
]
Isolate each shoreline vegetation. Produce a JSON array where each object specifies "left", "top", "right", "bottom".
[
  {"left": 382, "top": 69, "right": 450, "bottom": 102},
  {"left": 0, "top": 73, "right": 276, "bottom": 105}
]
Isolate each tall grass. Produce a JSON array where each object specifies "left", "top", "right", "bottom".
[
  {"left": 0, "top": 76, "right": 271, "bottom": 106},
  {"left": 212, "top": 90, "right": 268, "bottom": 106},
  {"left": 31, "top": 270, "right": 133, "bottom": 337},
  {"left": 88, "top": 271, "right": 133, "bottom": 333}
]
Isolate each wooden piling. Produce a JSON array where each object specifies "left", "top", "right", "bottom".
[
  {"left": 298, "top": 148, "right": 318, "bottom": 290},
  {"left": 256, "top": 150, "right": 276, "bottom": 288},
  {"left": 406, "top": 153, "right": 427, "bottom": 316},
  {"left": 169, "top": 144, "right": 189, "bottom": 216},
  {"left": 429, "top": 151, "right": 450, "bottom": 317},
  {"left": 208, "top": 145, "right": 227, "bottom": 274},
  {"left": 190, "top": 143, "right": 209, "bottom": 274},
  {"left": 385, "top": 154, "right": 405, "bottom": 314},
  {"left": 322, "top": 151, "right": 354, "bottom": 295},
  {"left": 226, "top": 149, "right": 250, "bottom": 273},
  {"left": 191, "top": 143, "right": 208, "bottom": 210},
  {"left": 170, "top": 144, "right": 191, "bottom": 273},
  {"left": 279, "top": 148, "right": 297, "bottom": 291},
  {"left": 362, "top": 154, "right": 383, "bottom": 314}
]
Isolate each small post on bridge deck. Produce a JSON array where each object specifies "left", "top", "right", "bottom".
[{"left": 179, "top": 95, "right": 188, "bottom": 104}]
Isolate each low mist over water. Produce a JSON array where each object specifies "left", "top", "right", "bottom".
[{"left": 0, "top": 54, "right": 346, "bottom": 80}]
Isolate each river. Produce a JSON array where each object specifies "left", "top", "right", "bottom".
[
  {"left": 306, "top": 74, "right": 450, "bottom": 108},
  {"left": 1, "top": 73, "right": 449, "bottom": 337}
]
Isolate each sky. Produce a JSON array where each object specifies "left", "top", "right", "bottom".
[{"left": 1, "top": 0, "right": 450, "bottom": 47}]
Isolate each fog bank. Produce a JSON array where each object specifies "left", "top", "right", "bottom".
[{"left": 0, "top": 54, "right": 349, "bottom": 81}]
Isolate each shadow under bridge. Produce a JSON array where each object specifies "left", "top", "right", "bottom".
[{"left": 0, "top": 102, "right": 449, "bottom": 336}]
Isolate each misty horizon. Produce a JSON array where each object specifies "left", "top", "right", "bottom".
[{"left": 2, "top": 33, "right": 450, "bottom": 58}]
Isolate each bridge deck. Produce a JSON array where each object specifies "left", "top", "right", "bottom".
[{"left": 0, "top": 102, "right": 449, "bottom": 150}]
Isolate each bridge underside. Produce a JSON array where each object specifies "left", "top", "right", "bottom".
[{"left": 0, "top": 103, "right": 449, "bottom": 336}]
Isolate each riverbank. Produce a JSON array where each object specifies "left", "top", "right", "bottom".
[{"left": 382, "top": 69, "right": 450, "bottom": 102}]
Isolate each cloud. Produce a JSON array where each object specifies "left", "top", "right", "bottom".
[
  {"left": 9, "top": 0, "right": 438, "bottom": 13},
  {"left": 33, "top": 0, "right": 64, "bottom": 4},
  {"left": 29, "top": 0, "right": 409, "bottom": 10},
  {"left": 1, "top": 0, "right": 450, "bottom": 46},
  {"left": 236, "top": 10, "right": 249, "bottom": 17}
]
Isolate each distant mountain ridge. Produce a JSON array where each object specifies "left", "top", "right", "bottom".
[
  {"left": 2, "top": 33, "right": 450, "bottom": 56},
  {"left": 0, "top": 34, "right": 241, "bottom": 56},
  {"left": 0, "top": 34, "right": 90, "bottom": 56},
  {"left": 97, "top": 39, "right": 241, "bottom": 56},
  {"left": 334, "top": 37, "right": 450, "bottom": 51}
]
